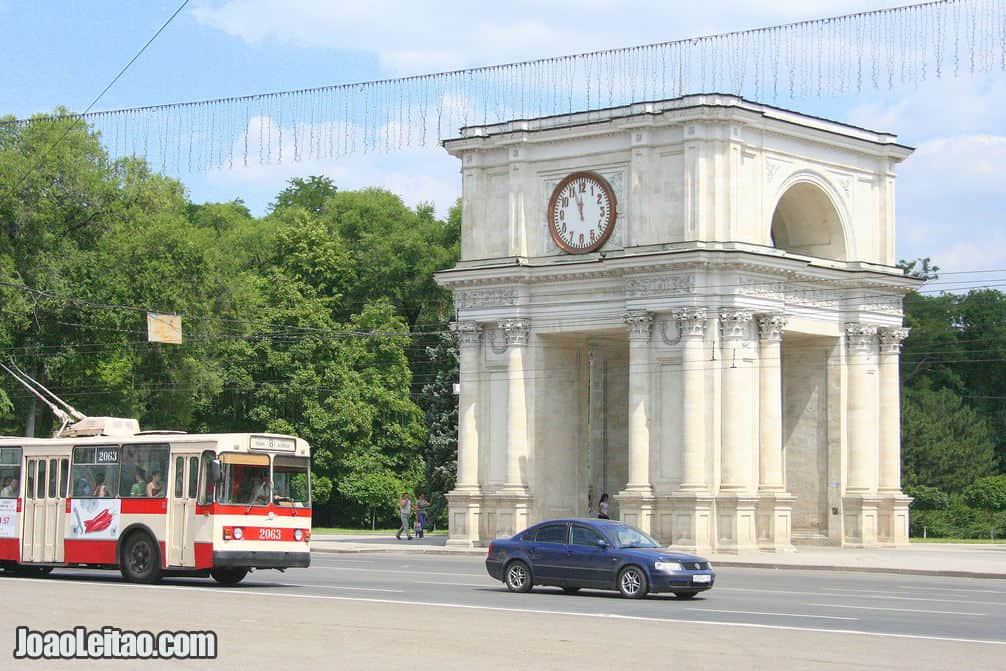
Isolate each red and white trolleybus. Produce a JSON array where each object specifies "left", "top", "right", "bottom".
[{"left": 0, "top": 422, "right": 312, "bottom": 584}]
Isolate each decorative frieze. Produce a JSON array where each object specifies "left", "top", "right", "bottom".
[
  {"left": 878, "top": 327, "right": 910, "bottom": 354},
  {"left": 499, "top": 318, "right": 530, "bottom": 347},
  {"left": 786, "top": 286, "right": 843, "bottom": 308},
  {"left": 757, "top": 314, "right": 787, "bottom": 342},
  {"left": 719, "top": 310, "right": 754, "bottom": 340},
  {"left": 859, "top": 296, "right": 904, "bottom": 315},
  {"left": 450, "top": 320, "right": 483, "bottom": 347},
  {"left": 845, "top": 323, "right": 878, "bottom": 354},
  {"left": 737, "top": 275, "right": 785, "bottom": 300},
  {"left": 624, "top": 310, "right": 654, "bottom": 340},
  {"left": 626, "top": 273, "right": 695, "bottom": 298},
  {"left": 455, "top": 287, "right": 518, "bottom": 310},
  {"left": 674, "top": 307, "right": 708, "bottom": 339}
]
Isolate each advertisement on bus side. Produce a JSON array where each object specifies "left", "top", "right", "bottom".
[
  {"left": 69, "top": 499, "right": 121, "bottom": 540},
  {"left": 0, "top": 498, "right": 16, "bottom": 537}
]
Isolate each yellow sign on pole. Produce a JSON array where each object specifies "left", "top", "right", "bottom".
[{"left": 147, "top": 312, "right": 183, "bottom": 344}]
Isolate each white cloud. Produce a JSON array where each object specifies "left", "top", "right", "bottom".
[{"left": 192, "top": 0, "right": 904, "bottom": 76}]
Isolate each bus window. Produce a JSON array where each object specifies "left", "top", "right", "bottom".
[
  {"left": 118, "top": 444, "right": 169, "bottom": 498},
  {"left": 174, "top": 457, "right": 184, "bottom": 498},
  {"left": 37, "top": 460, "right": 46, "bottom": 499},
  {"left": 0, "top": 447, "right": 21, "bottom": 498},
  {"left": 216, "top": 453, "right": 270, "bottom": 506},
  {"left": 48, "top": 458, "right": 57, "bottom": 498},
  {"left": 59, "top": 458, "right": 69, "bottom": 498},
  {"left": 71, "top": 446, "right": 120, "bottom": 497},
  {"left": 188, "top": 456, "right": 198, "bottom": 499},
  {"left": 273, "top": 455, "right": 311, "bottom": 508},
  {"left": 25, "top": 461, "right": 34, "bottom": 500},
  {"left": 198, "top": 451, "right": 215, "bottom": 505}
]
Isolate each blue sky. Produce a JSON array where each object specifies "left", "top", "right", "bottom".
[{"left": 1, "top": 1, "right": 1004, "bottom": 278}]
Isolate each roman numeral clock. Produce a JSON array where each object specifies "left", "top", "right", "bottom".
[{"left": 547, "top": 171, "right": 617, "bottom": 254}]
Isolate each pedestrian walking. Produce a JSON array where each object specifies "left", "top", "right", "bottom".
[
  {"left": 415, "top": 493, "right": 431, "bottom": 539},
  {"left": 598, "top": 493, "right": 610, "bottom": 520},
  {"left": 396, "top": 492, "right": 413, "bottom": 540}
]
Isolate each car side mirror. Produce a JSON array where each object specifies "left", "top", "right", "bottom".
[
  {"left": 209, "top": 459, "right": 222, "bottom": 484},
  {"left": 596, "top": 538, "right": 609, "bottom": 549}
]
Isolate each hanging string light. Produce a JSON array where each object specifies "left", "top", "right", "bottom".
[{"left": 3, "top": 0, "right": 1003, "bottom": 173}]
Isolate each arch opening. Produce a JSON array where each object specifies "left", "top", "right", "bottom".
[{"left": 770, "top": 182, "right": 847, "bottom": 261}]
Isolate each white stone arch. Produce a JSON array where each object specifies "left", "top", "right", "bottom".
[{"left": 769, "top": 171, "right": 855, "bottom": 262}]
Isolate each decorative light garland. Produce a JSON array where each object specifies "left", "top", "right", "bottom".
[{"left": 3, "top": 0, "right": 1004, "bottom": 172}]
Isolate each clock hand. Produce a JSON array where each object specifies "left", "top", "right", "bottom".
[{"left": 575, "top": 194, "right": 584, "bottom": 221}]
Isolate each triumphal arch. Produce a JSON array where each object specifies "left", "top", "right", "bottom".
[{"left": 436, "top": 94, "right": 919, "bottom": 552}]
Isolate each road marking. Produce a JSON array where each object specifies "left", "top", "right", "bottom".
[
  {"left": 807, "top": 603, "right": 987, "bottom": 616},
  {"left": 688, "top": 609, "right": 857, "bottom": 621},
  {"left": 309, "top": 565, "right": 486, "bottom": 579},
  {"left": 281, "top": 583, "right": 404, "bottom": 593},
  {"left": 6, "top": 577, "right": 1004, "bottom": 646},
  {"left": 893, "top": 585, "right": 1006, "bottom": 595},
  {"left": 818, "top": 589, "right": 1006, "bottom": 606}
]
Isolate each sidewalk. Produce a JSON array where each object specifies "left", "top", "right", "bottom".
[{"left": 310, "top": 533, "right": 1006, "bottom": 579}]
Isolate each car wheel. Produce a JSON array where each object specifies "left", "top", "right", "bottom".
[
  {"left": 120, "top": 532, "right": 163, "bottom": 584},
  {"left": 210, "top": 567, "right": 249, "bottom": 585},
  {"left": 562, "top": 586, "right": 581, "bottom": 594},
  {"left": 504, "top": 560, "right": 533, "bottom": 593},
  {"left": 617, "top": 566, "right": 648, "bottom": 599},
  {"left": 673, "top": 591, "right": 697, "bottom": 600}
]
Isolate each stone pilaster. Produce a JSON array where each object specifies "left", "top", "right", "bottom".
[
  {"left": 450, "top": 321, "right": 483, "bottom": 493},
  {"left": 878, "top": 326, "right": 911, "bottom": 545},
  {"left": 719, "top": 310, "right": 755, "bottom": 492},
  {"left": 623, "top": 310, "right": 654, "bottom": 494},
  {"left": 845, "top": 324, "right": 879, "bottom": 494},
  {"left": 499, "top": 318, "right": 530, "bottom": 495}
]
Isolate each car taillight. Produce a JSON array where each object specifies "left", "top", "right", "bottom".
[{"left": 487, "top": 541, "right": 494, "bottom": 557}]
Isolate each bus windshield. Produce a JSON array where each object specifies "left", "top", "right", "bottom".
[
  {"left": 273, "top": 456, "right": 310, "bottom": 508},
  {"left": 216, "top": 453, "right": 270, "bottom": 506}
]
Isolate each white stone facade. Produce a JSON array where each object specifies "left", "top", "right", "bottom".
[{"left": 436, "top": 94, "right": 920, "bottom": 552}]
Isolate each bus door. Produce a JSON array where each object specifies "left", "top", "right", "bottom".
[
  {"left": 21, "top": 455, "right": 69, "bottom": 563},
  {"left": 167, "top": 452, "right": 201, "bottom": 567}
]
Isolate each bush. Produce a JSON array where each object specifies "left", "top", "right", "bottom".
[{"left": 909, "top": 493, "right": 1006, "bottom": 539}]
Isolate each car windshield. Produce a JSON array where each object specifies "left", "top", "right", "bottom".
[{"left": 610, "top": 524, "right": 661, "bottom": 549}]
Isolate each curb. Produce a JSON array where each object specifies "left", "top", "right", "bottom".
[{"left": 310, "top": 547, "right": 1006, "bottom": 579}]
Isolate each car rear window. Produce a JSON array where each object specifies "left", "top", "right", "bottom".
[{"left": 534, "top": 524, "right": 568, "bottom": 544}]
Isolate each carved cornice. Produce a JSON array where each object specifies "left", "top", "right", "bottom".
[
  {"left": 757, "top": 314, "right": 787, "bottom": 343},
  {"left": 719, "top": 310, "right": 754, "bottom": 340},
  {"left": 624, "top": 310, "right": 654, "bottom": 340},
  {"left": 845, "top": 323, "right": 878, "bottom": 354},
  {"left": 674, "top": 307, "right": 707, "bottom": 338},
  {"left": 625, "top": 273, "right": 695, "bottom": 298},
  {"left": 455, "top": 287, "right": 518, "bottom": 310},
  {"left": 878, "top": 327, "right": 910, "bottom": 354},
  {"left": 450, "top": 321, "right": 483, "bottom": 348},
  {"left": 498, "top": 318, "right": 530, "bottom": 347}
]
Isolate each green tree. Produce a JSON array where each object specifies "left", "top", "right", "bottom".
[
  {"left": 901, "top": 387, "right": 997, "bottom": 492},
  {"left": 963, "top": 475, "right": 1006, "bottom": 540},
  {"left": 269, "top": 176, "right": 337, "bottom": 215},
  {"left": 337, "top": 452, "right": 403, "bottom": 529}
]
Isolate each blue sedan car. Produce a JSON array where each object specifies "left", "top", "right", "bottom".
[{"left": 486, "top": 519, "right": 714, "bottom": 599}]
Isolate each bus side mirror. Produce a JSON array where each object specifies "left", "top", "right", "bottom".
[{"left": 210, "top": 459, "right": 222, "bottom": 484}]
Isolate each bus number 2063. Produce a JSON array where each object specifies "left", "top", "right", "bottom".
[{"left": 258, "top": 528, "right": 282, "bottom": 541}]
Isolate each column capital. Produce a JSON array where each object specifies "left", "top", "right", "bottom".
[
  {"left": 450, "top": 320, "right": 483, "bottom": 348},
  {"left": 719, "top": 310, "right": 754, "bottom": 340},
  {"left": 845, "top": 323, "right": 878, "bottom": 354},
  {"left": 624, "top": 310, "right": 654, "bottom": 340},
  {"left": 878, "top": 327, "right": 910, "bottom": 354},
  {"left": 757, "top": 313, "right": 787, "bottom": 343},
  {"left": 674, "top": 307, "right": 707, "bottom": 339},
  {"left": 498, "top": 318, "right": 530, "bottom": 347}
]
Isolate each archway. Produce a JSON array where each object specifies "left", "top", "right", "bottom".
[{"left": 770, "top": 181, "right": 848, "bottom": 261}]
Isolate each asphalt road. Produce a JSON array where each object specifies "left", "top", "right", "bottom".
[{"left": 2, "top": 553, "right": 1004, "bottom": 670}]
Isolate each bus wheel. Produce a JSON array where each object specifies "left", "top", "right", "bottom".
[
  {"left": 121, "top": 532, "right": 163, "bottom": 584},
  {"left": 210, "top": 567, "right": 249, "bottom": 585}
]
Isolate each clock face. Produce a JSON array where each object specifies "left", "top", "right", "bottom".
[{"left": 547, "top": 172, "right": 617, "bottom": 254}]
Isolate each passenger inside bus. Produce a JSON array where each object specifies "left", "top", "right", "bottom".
[
  {"left": 93, "top": 473, "right": 111, "bottom": 498},
  {"left": 130, "top": 468, "right": 147, "bottom": 497},
  {"left": 253, "top": 475, "right": 271, "bottom": 504},
  {"left": 0, "top": 477, "right": 16, "bottom": 497},
  {"left": 75, "top": 475, "right": 93, "bottom": 496},
  {"left": 146, "top": 471, "right": 163, "bottom": 497}
]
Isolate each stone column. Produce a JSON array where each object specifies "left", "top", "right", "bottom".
[
  {"left": 676, "top": 308, "right": 708, "bottom": 491},
  {"left": 719, "top": 310, "right": 755, "bottom": 491},
  {"left": 624, "top": 310, "right": 654, "bottom": 494},
  {"left": 878, "top": 327, "right": 909, "bottom": 494},
  {"left": 756, "top": 313, "right": 795, "bottom": 552},
  {"left": 452, "top": 321, "right": 483, "bottom": 493},
  {"left": 669, "top": 308, "right": 713, "bottom": 552},
  {"left": 845, "top": 324, "right": 879, "bottom": 493},
  {"left": 757, "top": 314, "right": 786, "bottom": 492},
  {"left": 879, "top": 326, "right": 911, "bottom": 545},
  {"left": 500, "top": 318, "right": 530, "bottom": 494},
  {"left": 844, "top": 323, "right": 880, "bottom": 547}
]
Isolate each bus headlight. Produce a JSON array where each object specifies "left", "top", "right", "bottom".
[
  {"left": 233, "top": 527, "right": 243, "bottom": 540},
  {"left": 294, "top": 529, "right": 304, "bottom": 542}
]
